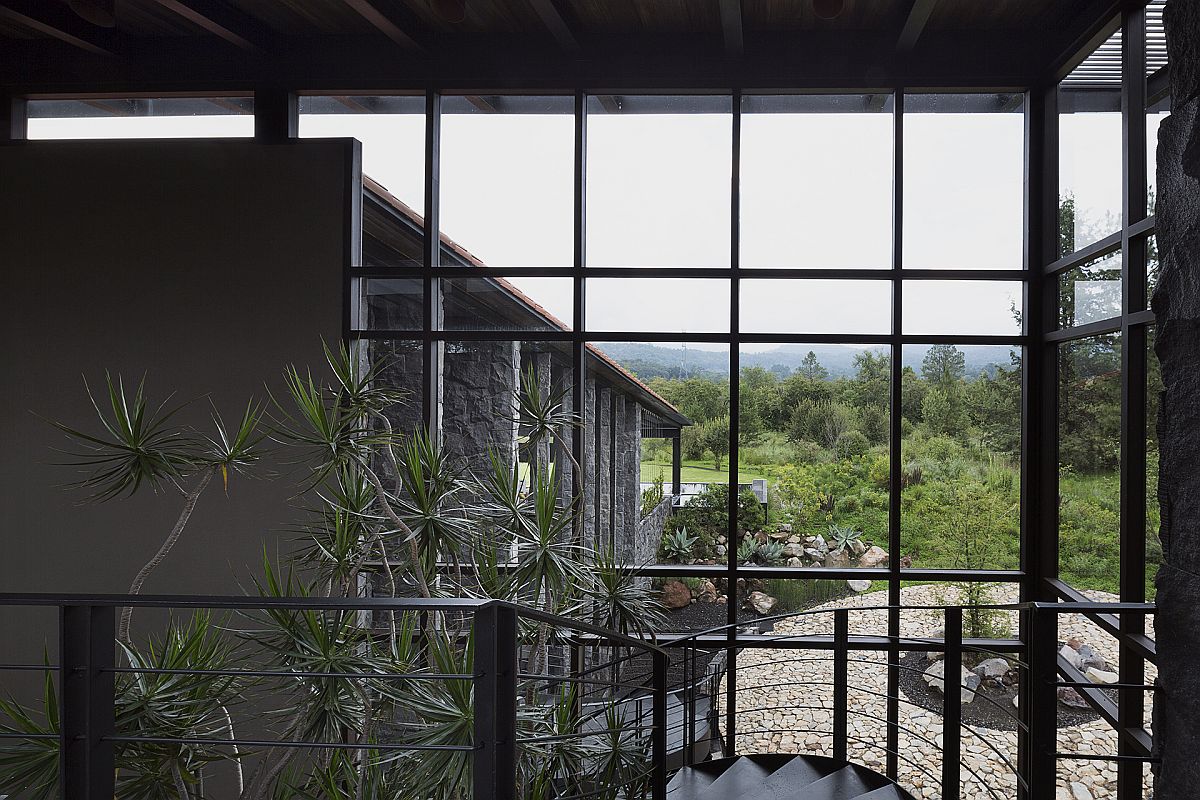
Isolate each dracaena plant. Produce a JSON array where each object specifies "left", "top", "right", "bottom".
[
  {"left": 49, "top": 373, "right": 264, "bottom": 643},
  {"left": 4, "top": 340, "right": 667, "bottom": 800}
]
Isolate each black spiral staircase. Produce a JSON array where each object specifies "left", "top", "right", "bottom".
[{"left": 668, "top": 754, "right": 917, "bottom": 800}]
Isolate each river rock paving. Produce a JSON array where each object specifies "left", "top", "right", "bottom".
[{"left": 719, "top": 584, "right": 1156, "bottom": 799}]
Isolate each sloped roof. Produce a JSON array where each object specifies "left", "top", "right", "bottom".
[{"left": 362, "top": 175, "right": 689, "bottom": 429}]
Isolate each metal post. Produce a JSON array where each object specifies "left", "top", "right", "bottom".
[
  {"left": 941, "top": 606, "right": 962, "bottom": 800},
  {"left": 652, "top": 649, "right": 668, "bottom": 800},
  {"left": 2, "top": 94, "right": 27, "bottom": 140},
  {"left": 253, "top": 88, "right": 297, "bottom": 142},
  {"left": 60, "top": 604, "right": 115, "bottom": 800},
  {"left": 671, "top": 433, "right": 682, "bottom": 497},
  {"left": 474, "top": 604, "right": 518, "bottom": 800},
  {"left": 833, "top": 608, "right": 849, "bottom": 763},
  {"left": 1027, "top": 604, "right": 1058, "bottom": 797}
]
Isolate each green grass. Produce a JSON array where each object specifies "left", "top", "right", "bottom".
[{"left": 640, "top": 458, "right": 768, "bottom": 484}]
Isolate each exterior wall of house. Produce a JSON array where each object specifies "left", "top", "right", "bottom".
[{"left": 0, "top": 139, "right": 354, "bottom": 662}]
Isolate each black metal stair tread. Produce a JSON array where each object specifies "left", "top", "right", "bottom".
[
  {"left": 690, "top": 756, "right": 776, "bottom": 800},
  {"left": 853, "top": 787, "right": 906, "bottom": 799},
  {"left": 731, "top": 754, "right": 829, "bottom": 800},
  {"left": 788, "top": 764, "right": 875, "bottom": 800},
  {"left": 668, "top": 765, "right": 719, "bottom": 796}
]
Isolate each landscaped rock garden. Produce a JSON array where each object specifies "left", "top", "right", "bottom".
[
  {"left": 720, "top": 584, "right": 1156, "bottom": 800},
  {"left": 657, "top": 523, "right": 895, "bottom": 617}
]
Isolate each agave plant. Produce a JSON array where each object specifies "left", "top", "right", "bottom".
[
  {"left": 756, "top": 540, "right": 786, "bottom": 565},
  {"left": 736, "top": 537, "right": 760, "bottom": 564},
  {"left": 828, "top": 523, "right": 864, "bottom": 554},
  {"left": 660, "top": 527, "right": 698, "bottom": 563}
]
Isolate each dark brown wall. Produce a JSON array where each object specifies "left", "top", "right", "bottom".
[{"left": 0, "top": 139, "right": 356, "bottom": 658}]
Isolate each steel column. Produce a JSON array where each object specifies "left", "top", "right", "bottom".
[
  {"left": 60, "top": 604, "right": 115, "bottom": 800},
  {"left": 473, "top": 603, "right": 518, "bottom": 800}
]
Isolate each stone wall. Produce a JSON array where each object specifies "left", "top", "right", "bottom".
[
  {"left": 441, "top": 340, "right": 519, "bottom": 465},
  {"left": 1152, "top": 1, "right": 1200, "bottom": 795},
  {"left": 638, "top": 496, "right": 674, "bottom": 563}
]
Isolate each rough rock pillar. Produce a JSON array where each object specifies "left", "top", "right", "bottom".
[
  {"left": 1152, "top": 2, "right": 1200, "bottom": 795},
  {"left": 612, "top": 395, "right": 626, "bottom": 549},
  {"left": 583, "top": 378, "right": 597, "bottom": 547},
  {"left": 598, "top": 387, "right": 612, "bottom": 550}
]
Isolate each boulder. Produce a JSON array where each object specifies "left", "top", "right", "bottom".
[
  {"left": 696, "top": 581, "right": 719, "bottom": 604},
  {"left": 1059, "top": 644, "right": 1084, "bottom": 671},
  {"left": 661, "top": 581, "right": 692, "bottom": 609},
  {"left": 923, "top": 660, "right": 980, "bottom": 704},
  {"left": 783, "top": 543, "right": 804, "bottom": 559},
  {"left": 787, "top": 557, "right": 803, "bottom": 568},
  {"left": 973, "top": 657, "right": 1010, "bottom": 680},
  {"left": 849, "top": 539, "right": 867, "bottom": 557},
  {"left": 1078, "top": 644, "right": 1108, "bottom": 672},
  {"left": 847, "top": 579, "right": 872, "bottom": 593},
  {"left": 899, "top": 555, "right": 913, "bottom": 569},
  {"left": 1058, "top": 687, "right": 1090, "bottom": 709},
  {"left": 824, "top": 549, "right": 850, "bottom": 569},
  {"left": 715, "top": 544, "right": 728, "bottom": 557},
  {"left": 858, "top": 546, "right": 889, "bottom": 569},
  {"left": 746, "top": 591, "right": 777, "bottom": 615},
  {"left": 778, "top": 523, "right": 793, "bottom": 533}
]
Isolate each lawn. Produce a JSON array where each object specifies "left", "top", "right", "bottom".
[{"left": 641, "top": 458, "right": 769, "bottom": 484}]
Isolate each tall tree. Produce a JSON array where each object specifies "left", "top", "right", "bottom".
[
  {"left": 798, "top": 351, "right": 828, "bottom": 381},
  {"left": 921, "top": 345, "right": 966, "bottom": 388}
]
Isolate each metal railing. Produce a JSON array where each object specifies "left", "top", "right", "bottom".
[{"left": 0, "top": 593, "right": 669, "bottom": 800}]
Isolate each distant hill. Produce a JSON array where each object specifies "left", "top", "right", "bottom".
[{"left": 593, "top": 342, "right": 1018, "bottom": 381}]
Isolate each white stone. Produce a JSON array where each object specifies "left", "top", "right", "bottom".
[
  {"left": 1071, "top": 781, "right": 1094, "bottom": 800},
  {"left": 847, "top": 579, "right": 872, "bottom": 593},
  {"left": 1085, "top": 668, "right": 1119, "bottom": 685},
  {"left": 974, "top": 657, "right": 1010, "bottom": 679}
]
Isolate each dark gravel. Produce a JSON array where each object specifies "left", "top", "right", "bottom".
[{"left": 897, "top": 650, "right": 1114, "bottom": 731}]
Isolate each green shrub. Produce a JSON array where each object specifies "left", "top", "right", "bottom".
[
  {"left": 766, "top": 579, "right": 847, "bottom": 613},
  {"left": 837, "top": 495, "right": 861, "bottom": 515},
  {"left": 660, "top": 527, "right": 698, "bottom": 562},
  {"left": 641, "top": 471, "right": 665, "bottom": 517}
]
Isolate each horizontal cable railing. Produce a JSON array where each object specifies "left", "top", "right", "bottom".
[{"left": 0, "top": 593, "right": 669, "bottom": 800}]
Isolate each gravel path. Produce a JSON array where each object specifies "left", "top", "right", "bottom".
[{"left": 720, "top": 584, "right": 1156, "bottom": 799}]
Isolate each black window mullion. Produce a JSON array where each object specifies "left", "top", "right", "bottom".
[
  {"left": 886, "top": 87, "right": 903, "bottom": 782},
  {"left": 725, "top": 89, "right": 741, "bottom": 759},
  {"left": 423, "top": 90, "right": 443, "bottom": 434},
  {"left": 1118, "top": 10, "right": 1148, "bottom": 800}
]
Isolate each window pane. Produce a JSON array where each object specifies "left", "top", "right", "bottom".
[
  {"left": 441, "top": 96, "right": 574, "bottom": 267},
  {"left": 1058, "top": 30, "right": 1123, "bottom": 255},
  {"left": 586, "top": 278, "right": 730, "bottom": 333},
  {"left": 586, "top": 95, "right": 732, "bottom": 267},
  {"left": 903, "top": 93, "right": 1024, "bottom": 270},
  {"left": 588, "top": 342, "right": 730, "bottom": 568},
  {"left": 443, "top": 277, "right": 573, "bottom": 331},
  {"left": 740, "top": 280, "right": 891, "bottom": 335},
  {"left": 1147, "top": 94, "right": 1170, "bottom": 216},
  {"left": 738, "top": 345, "right": 891, "bottom": 569},
  {"left": 740, "top": 94, "right": 892, "bottom": 269},
  {"left": 358, "top": 278, "right": 422, "bottom": 331},
  {"left": 1058, "top": 334, "right": 1121, "bottom": 593},
  {"left": 903, "top": 281, "right": 1022, "bottom": 336},
  {"left": 900, "top": 345, "right": 1021, "bottom": 571},
  {"left": 367, "top": 338, "right": 425, "bottom": 437},
  {"left": 1058, "top": 249, "right": 1122, "bottom": 328},
  {"left": 27, "top": 97, "right": 253, "bottom": 138},
  {"left": 299, "top": 95, "right": 425, "bottom": 215}
]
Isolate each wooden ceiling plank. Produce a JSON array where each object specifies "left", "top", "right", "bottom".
[
  {"left": 340, "top": 0, "right": 426, "bottom": 53},
  {"left": 527, "top": 0, "right": 580, "bottom": 52},
  {"left": 897, "top": 0, "right": 939, "bottom": 54},
  {"left": 0, "top": 0, "right": 117, "bottom": 57},
  {"left": 148, "top": 0, "right": 270, "bottom": 53},
  {"left": 718, "top": 0, "right": 743, "bottom": 57}
]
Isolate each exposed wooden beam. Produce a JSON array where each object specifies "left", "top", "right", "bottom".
[
  {"left": 148, "top": 0, "right": 272, "bottom": 53},
  {"left": 0, "top": 0, "right": 117, "bottom": 57},
  {"left": 718, "top": 0, "right": 743, "bottom": 57},
  {"left": 897, "top": 0, "right": 938, "bottom": 53},
  {"left": 527, "top": 0, "right": 579, "bottom": 53},
  {"left": 341, "top": 0, "right": 425, "bottom": 53}
]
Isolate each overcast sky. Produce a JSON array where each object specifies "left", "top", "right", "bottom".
[{"left": 30, "top": 105, "right": 1136, "bottom": 352}]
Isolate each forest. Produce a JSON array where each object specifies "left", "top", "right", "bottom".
[{"left": 629, "top": 337, "right": 1151, "bottom": 597}]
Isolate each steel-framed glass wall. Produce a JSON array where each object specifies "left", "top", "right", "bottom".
[
  {"left": 1037, "top": 2, "right": 1165, "bottom": 796},
  {"left": 308, "top": 87, "right": 1030, "bottom": 779}
]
